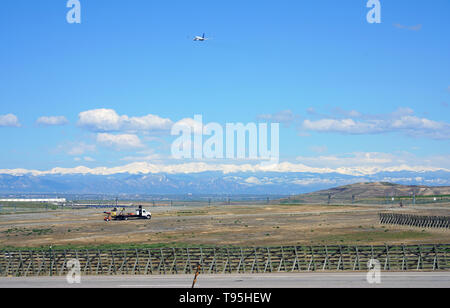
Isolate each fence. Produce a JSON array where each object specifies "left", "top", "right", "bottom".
[
  {"left": 380, "top": 213, "right": 450, "bottom": 229},
  {"left": 0, "top": 244, "right": 448, "bottom": 277},
  {"left": 283, "top": 195, "right": 450, "bottom": 206}
]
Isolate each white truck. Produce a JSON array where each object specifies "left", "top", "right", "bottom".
[
  {"left": 104, "top": 205, "right": 152, "bottom": 221},
  {"left": 135, "top": 206, "right": 152, "bottom": 220}
]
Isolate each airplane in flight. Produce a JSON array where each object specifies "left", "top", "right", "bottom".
[{"left": 193, "top": 33, "right": 208, "bottom": 41}]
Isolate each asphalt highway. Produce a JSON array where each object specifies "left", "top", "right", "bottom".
[{"left": 0, "top": 272, "right": 449, "bottom": 288}]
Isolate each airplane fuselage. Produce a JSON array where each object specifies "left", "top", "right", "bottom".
[{"left": 194, "top": 34, "right": 207, "bottom": 41}]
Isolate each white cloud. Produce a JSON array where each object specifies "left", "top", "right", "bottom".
[
  {"left": 127, "top": 114, "right": 173, "bottom": 132},
  {"left": 66, "top": 142, "right": 96, "bottom": 156},
  {"left": 0, "top": 114, "right": 20, "bottom": 127},
  {"left": 78, "top": 109, "right": 123, "bottom": 132},
  {"left": 301, "top": 108, "right": 450, "bottom": 139},
  {"left": 394, "top": 23, "right": 422, "bottom": 31},
  {"left": 97, "top": 133, "right": 144, "bottom": 150},
  {"left": 244, "top": 176, "right": 262, "bottom": 185},
  {"left": 331, "top": 107, "right": 362, "bottom": 118},
  {"left": 303, "top": 118, "right": 384, "bottom": 134},
  {"left": 173, "top": 117, "right": 204, "bottom": 135},
  {"left": 36, "top": 116, "right": 68, "bottom": 126},
  {"left": 78, "top": 109, "right": 173, "bottom": 133},
  {"left": 257, "top": 110, "right": 297, "bottom": 126}
]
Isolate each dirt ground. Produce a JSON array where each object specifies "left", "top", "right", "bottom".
[{"left": 0, "top": 203, "right": 449, "bottom": 248}]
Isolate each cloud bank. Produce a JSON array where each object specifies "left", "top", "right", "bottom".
[
  {"left": 78, "top": 109, "right": 173, "bottom": 133},
  {"left": 301, "top": 108, "right": 450, "bottom": 139},
  {"left": 36, "top": 116, "right": 69, "bottom": 126},
  {"left": 97, "top": 133, "right": 144, "bottom": 150},
  {"left": 0, "top": 114, "right": 20, "bottom": 127}
]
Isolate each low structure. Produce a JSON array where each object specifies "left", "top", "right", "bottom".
[{"left": 0, "top": 198, "right": 66, "bottom": 203}]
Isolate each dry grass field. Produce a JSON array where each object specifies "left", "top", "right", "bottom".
[{"left": 0, "top": 202, "right": 449, "bottom": 249}]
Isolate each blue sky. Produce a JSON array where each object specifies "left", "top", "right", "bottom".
[{"left": 0, "top": 0, "right": 449, "bottom": 174}]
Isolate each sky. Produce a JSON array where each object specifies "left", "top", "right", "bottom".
[{"left": 0, "top": 0, "right": 449, "bottom": 175}]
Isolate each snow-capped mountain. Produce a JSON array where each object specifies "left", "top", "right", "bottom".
[{"left": 0, "top": 170, "right": 449, "bottom": 195}]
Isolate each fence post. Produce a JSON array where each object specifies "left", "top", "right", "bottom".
[
  {"left": 417, "top": 245, "right": 422, "bottom": 270},
  {"left": 384, "top": 244, "right": 390, "bottom": 271},
  {"left": 145, "top": 249, "right": 153, "bottom": 275},
  {"left": 264, "top": 247, "right": 273, "bottom": 273},
  {"left": 433, "top": 244, "right": 439, "bottom": 270},
  {"left": 292, "top": 246, "right": 300, "bottom": 272}
]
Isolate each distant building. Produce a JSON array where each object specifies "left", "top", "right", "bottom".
[{"left": 0, "top": 198, "right": 66, "bottom": 203}]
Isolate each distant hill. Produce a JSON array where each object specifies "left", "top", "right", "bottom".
[{"left": 283, "top": 182, "right": 450, "bottom": 204}]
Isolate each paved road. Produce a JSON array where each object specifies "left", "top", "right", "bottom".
[{"left": 0, "top": 272, "right": 449, "bottom": 288}]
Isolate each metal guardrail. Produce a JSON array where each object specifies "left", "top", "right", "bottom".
[
  {"left": 0, "top": 244, "right": 448, "bottom": 277},
  {"left": 380, "top": 213, "right": 450, "bottom": 229}
]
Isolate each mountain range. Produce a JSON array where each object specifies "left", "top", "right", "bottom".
[{"left": 0, "top": 170, "right": 450, "bottom": 195}]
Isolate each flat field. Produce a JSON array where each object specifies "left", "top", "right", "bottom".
[{"left": 0, "top": 203, "right": 449, "bottom": 249}]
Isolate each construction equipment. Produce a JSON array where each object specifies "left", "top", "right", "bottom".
[{"left": 104, "top": 205, "right": 152, "bottom": 222}]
